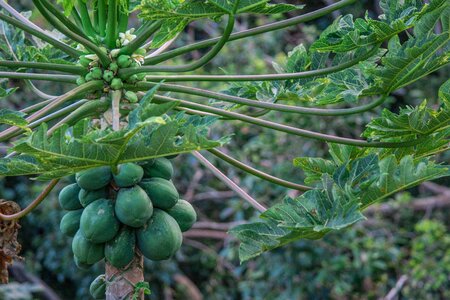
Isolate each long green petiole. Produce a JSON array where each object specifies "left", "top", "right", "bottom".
[
  {"left": 208, "top": 148, "right": 312, "bottom": 191},
  {"left": 0, "top": 72, "right": 77, "bottom": 83},
  {"left": 105, "top": 0, "right": 119, "bottom": 48},
  {"left": 119, "top": 21, "right": 162, "bottom": 55},
  {"left": 127, "top": 46, "right": 379, "bottom": 79},
  {"left": 98, "top": 0, "right": 107, "bottom": 36},
  {"left": 0, "top": 12, "right": 80, "bottom": 58},
  {"left": 143, "top": 0, "right": 357, "bottom": 65},
  {"left": 152, "top": 94, "right": 423, "bottom": 149},
  {"left": 33, "top": 0, "right": 111, "bottom": 66},
  {"left": 77, "top": 0, "right": 97, "bottom": 38},
  {"left": 0, "top": 61, "right": 86, "bottom": 75},
  {"left": 134, "top": 82, "right": 388, "bottom": 116}
]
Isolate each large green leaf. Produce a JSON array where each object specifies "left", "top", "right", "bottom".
[{"left": 0, "top": 108, "right": 29, "bottom": 130}]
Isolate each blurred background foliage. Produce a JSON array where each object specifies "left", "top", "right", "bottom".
[{"left": 0, "top": 0, "right": 449, "bottom": 299}]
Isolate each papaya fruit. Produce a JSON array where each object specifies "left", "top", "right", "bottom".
[
  {"left": 80, "top": 199, "right": 120, "bottom": 243},
  {"left": 110, "top": 78, "right": 123, "bottom": 90},
  {"left": 90, "top": 274, "right": 107, "bottom": 299},
  {"left": 113, "top": 163, "right": 144, "bottom": 187},
  {"left": 79, "top": 188, "right": 108, "bottom": 207},
  {"left": 76, "top": 166, "right": 112, "bottom": 190},
  {"left": 60, "top": 209, "right": 83, "bottom": 237},
  {"left": 136, "top": 209, "right": 182, "bottom": 261},
  {"left": 115, "top": 186, "right": 153, "bottom": 228},
  {"left": 167, "top": 200, "right": 197, "bottom": 232},
  {"left": 142, "top": 158, "right": 173, "bottom": 180},
  {"left": 72, "top": 230, "right": 105, "bottom": 265},
  {"left": 73, "top": 255, "right": 93, "bottom": 270},
  {"left": 105, "top": 227, "right": 135, "bottom": 269},
  {"left": 58, "top": 183, "right": 82, "bottom": 210},
  {"left": 139, "top": 178, "right": 179, "bottom": 210}
]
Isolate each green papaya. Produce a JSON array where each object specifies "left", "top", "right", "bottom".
[
  {"left": 58, "top": 183, "right": 82, "bottom": 210},
  {"left": 167, "top": 200, "right": 197, "bottom": 232},
  {"left": 80, "top": 199, "right": 120, "bottom": 243},
  {"left": 113, "top": 163, "right": 144, "bottom": 187},
  {"left": 60, "top": 209, "right": 83, "bottom": 237},
  {"left": 90, "top": 274, "right": 107, "bottom": 299},
  {"left": 115, "top": 186, "right": 153, "bottom": 228},
  {"left": 91, "top": 67, "right": 103, "bottom": 79},
  {"left": 110, "top": 78, "right": 123, "bottom": 90},
  {"left": 139, "top": 178, "right": 179, "bottom": 210},
  {"left": 137, "top": 209, "right": 182, "bottom": 261},
  {"left": 105, "top": 227, "right": 135, "bottom": 269},
  {"left": 79, "top": 188, "right": 108, "bottom": 207},
  {"left": 72, "top": 230, "right": 105, "bottom": 265},
  {"left": 117, "top": 55, "right": 132, "bottom": 68},
  {"left": 76, "top": 166, "right": 112, "bottom": 190},
  {"left": 73, "top": 255, "right": 94, "bottom": 270},
  {"left": 142, "top": 158, "right": 173, "bottom": 180}
]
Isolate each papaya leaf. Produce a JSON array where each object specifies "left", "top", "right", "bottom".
[
  {"left": 231, "top": 154, "right": 449, "bottom": 262},
  {"left": 0, "top": 108, "right": 29, "bottom": 131}
]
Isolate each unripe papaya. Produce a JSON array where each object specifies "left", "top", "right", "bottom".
[
  {"left": 137, "top": 209, "right": 182, "bottom": 261},
  {"left": 91, "top": 67, "right": 103, "bottom": 80},
  {"left": 73, "top": 255, "right": 94, "bottom": 270},
  {"left": 60, "top": 209, "right": 83, "bottom": 237},
  {"left": 135, "top": 48, "right": 146, "bottom": 56},
  {"left": 117, "top": 55, "right": 132, "bottom": 68},
  {"left": 105, "top": 227, "right": 135, "bottom": 269},
  {"left": 126, "top": 74, "right": 139, "bottom": 84},
  {"left": 90, "top": 274, "right": 107, "bottom": 299},
  {"left": 72, "top": 230, "right": 105, "bottom": 265},
  {"left": 142, "top": 158, "right": 173, "bottom": 180},
  {"left": 109, "top": 62, "right": 119, "bottom": 72},
  {"left": 139, "top": 178, "right": 179, "bottom": 210},
  {"left": 76, "top": 77, "right": 86, "bottom": 86},
  {"left": 76, "top": 166, "right": 112, "bottom": 191},
  {"left": 79, "top": 188, "right": 108, "bottom": 207},
  {"left": 80, "top": 199, "right": 120, "bottom": 243},
  {"left": 110, "top": 78, "right": 123, "bottom": 90},
  {"left": 167, "top": 200, "right": 197, "bottom": 232},
  {"left": 58, "top": 183, "right": 82, "bottom": 210},
  {"left": 103, "top": 70, "right": 114, "bottom": 82},
  {"left": 85, "top": 72, "right": 93, "bottom": 82},
  {"left": 79, "top": 56, "right": 91, "bottom": 67},
  {"left": 113, "top": 163, "right": 144, "bottom": 187},
  {"left": 124, "top": 91, "right": 138, "bottom": 103},
  {"left": 115, "top": 186, "right": 153, "bottom": 228}
]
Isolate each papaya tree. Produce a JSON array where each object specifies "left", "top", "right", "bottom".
[{"left": 0, "top": 0, "right": 449, "bottom": 298}]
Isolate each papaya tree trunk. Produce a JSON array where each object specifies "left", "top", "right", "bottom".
[{"left": 105, "top": 250, "right": 144, "bottom": 300}]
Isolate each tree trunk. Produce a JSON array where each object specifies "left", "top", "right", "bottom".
[{"left": 105, "top": 251, "right": 144, "bottom": 300}]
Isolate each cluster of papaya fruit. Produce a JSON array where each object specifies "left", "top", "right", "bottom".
[{"left": 58, "top": 157, "right": 197, "bottom": 272}]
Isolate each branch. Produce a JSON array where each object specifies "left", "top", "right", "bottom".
[
  {"left": 134, "top": 81, "right": 387, "bottom": 116},
  {"left": 0, "top": 12, "right": 80, "bottom": 58},
  {"left": 111, "top": 90, "right": 122, "bottom": 131},
  {"left": 208, "top": 148, "right": 311, "bottom": 191},
  {"left": 192, "top": 151, "right": 267, "bottom": 212},
  {"left": 0, "top": 71, "right": 77, "bottom": 83},
  {"left": 183, "top": 229, "right": 229, "bottom": 240},
  {"left": 383, "top": 275, "right": 408, "bottom": 300},
  {"left": 192, "top": 221, "right": 245, "bottom": 231},
  {"left": 0, "top": 179, "right": 59, "bottom": 221},
  {"left": 143, "top": 0, "right": 356, "bottom": 65},
  {"left": 153, "top": 94, "right": 423, "bottom": 148},
  {"left": 0, "top": 61, "right": 85, "bottom": 75}
]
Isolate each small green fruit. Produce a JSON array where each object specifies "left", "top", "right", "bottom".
[
  {"left": 109, "top": 62, "right": 119, "bottom": 72},
  {"left": 117, "top": 55, "right": 132, "bottom": 68},
  {"left": 135, "top": 48, "right": 146, "bottom": 56},
  {"left": 124, "top": 91, "right": 138, "bottom": 103},
  {"left": 76, "top": 77, "right": 86, "bottom": 86},
  {"left": 103, "top": 70, "right": 114, "bottom": 82},
  {"left": 111, "top": 78, "right": 123, "bottom": 90},
  {"left": 126, "top": 74, "right": 139, "bottom": 84},
  {"left": 91, "top": 67, "right": 103, "bottom": 80},
  {"left": 79, "top": 56, "right": 91, "bottom": 67},
  {"left": 85, "top": 72, "right": 93, "bottom": 82}
]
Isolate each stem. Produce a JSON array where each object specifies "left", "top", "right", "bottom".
[
  {"left": 0, "top": 60, "right": 85, "bottom": 75},
  {"left": 118, "top": 0, "right": 129, "bottom": 34},
  {"left": 77, "top": 0, "right": 97, "bottom": 38},
  {"left": 0, "top": 12, "right": 80, "bottom": 58},
  {"left": 192, "top": 151, "right": 267, "bottom": 212},
  {"left": 0, "top": 0, "right": 45, "bottom": 33},
  {"left": 21, "top": 98, "right": 57, "bottom": 114},
  {"left": 153, "top": 94, "right": 423, "bottom": 148},
  {"left": 105, "top": 0, "right": 118, "bottom": 49},
  {"left": 39, "top": 0, "right": 88, "bottom": 38},
  {"left": 208, "top": 148, "right": 312, "bottom": 191},
  {"left": 0, "top": 179, "right": 60, "bottom": 221},
  {"left": 144, "top": 0, "right": 356, "bottom": 65},
  {"left": 24, "top": 81, "right": 56, "bottom": 100},
  {"left": 28, "top": 100, "right": 88, "bottom": 129},
  {"left": 0, "top": 71, "right": 77, "bottom": 83},
  {"left": 34, "top": 0, "right": 111, "bottom": 66},
  {"left": 134, "top": 82, "right": 387, "bottom": 116},
  {"left": 130, "top": 45, "right": 379, "bottom": 80},
  {"left": 71, "top": 9, "right": 84, "bottom": 30},
  {"left": 111, "top": 90, "right": 122, "bottom": 131},
  {"left": 119, "top": 21, "right": 162, "bottom": 55},
  {"left": 98, "top": 0, "right": 107, "bottom": 36}
]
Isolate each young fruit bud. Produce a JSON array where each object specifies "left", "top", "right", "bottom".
[
  {"left": 137, "top": 73, "right": 146, "bottom": 81},
  {"left": 76, "top": 77, "right": 86, "bottom": 86},
  {"left": 111, "top": 78, "right": 124, "bottom": 90},
  {"left": 126, "top": 74, "right": 139, "bottom": 84},
  {"left": 135, "top": 48, "right": 146, "bottom": 56},
  {"left": 91, "top": 67, "right": 103, "bottom": 80},
  {"left": 110, "top": 49, "right": 121, "bottom": 58},
  {"left": 130, "top": 61, "right": 139, "bottom": 68},
  {"left": 109, "top": 62, "right": 119, "bottom": 72},
  {"left": 124, "top": 91, "right": 138, "bottom": 103},
  {"left": 85, "top": 72, "right": 93, "bottom": 82},
  {"left": 117, "top": 55, "right": 132, "bottom": 68},
  {"left": 103, "top": 70, "right": 114, "bottom": 82}
]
